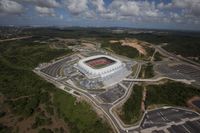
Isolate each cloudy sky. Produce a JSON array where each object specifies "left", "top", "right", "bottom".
[{"left": 0, "top": 0, "right": 200, "bottom": 31}]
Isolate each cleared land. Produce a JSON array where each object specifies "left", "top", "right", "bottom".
[
  {"left": 129, "top": 32, "right": 200, "bottom": 63},
  {"left": 110, "top": 39, "right": 147, "bottom": 55},
  {"left": 101, "top": 41, "right": 139, "bottom": 58},
  {"left": 106, "top": 39, "right": 154, "bottom": 60}
]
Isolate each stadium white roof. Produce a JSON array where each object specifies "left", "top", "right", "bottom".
[{"left": 75, "top": 55, "right": 125, "bottom": 79}]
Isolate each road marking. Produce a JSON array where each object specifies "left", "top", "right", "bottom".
[{"left": 182, "top": 125, "right": 191, "bottom": 133}]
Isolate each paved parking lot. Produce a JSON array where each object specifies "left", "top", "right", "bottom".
[
  {"left": 152, "top": 130, "right": 165, "bottom": 133},
  {"left": 167, "top": 120, "right": 200, "bottom": 133},
  {"left": 155, "top": 63, "right": 188, "bottom": 79},
  {"left": 155, "top": 63, "right": 200, "bottom": 85},
  {"left": 41, "top": 57, "right": 73, "bottom": 77},
  {"left": 141, "top": 107, "right": 199, "bottom": 129},
  {"left": 40, "top": 55, "right": 80, "bottom": 78},
  {"left": 171, "top": 64, "right": 200, "bottom": 84},
  {"left": 98, "top": 85, "right": 125, "bottom": 103}
]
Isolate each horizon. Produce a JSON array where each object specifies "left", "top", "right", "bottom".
[
  {"left": 0, "top": 0, "right": 200, "bottom": 31},
  {"left": 1, "top": 25, "right": 200, "bottom": 33}
]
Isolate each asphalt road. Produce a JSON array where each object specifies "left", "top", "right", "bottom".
[{"left": 153, "top": 45, "right": 200, "bottom": 68}]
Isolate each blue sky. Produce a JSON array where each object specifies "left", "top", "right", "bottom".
[{"left": 0, "top": 0, "right": 200, "bottom": 31}]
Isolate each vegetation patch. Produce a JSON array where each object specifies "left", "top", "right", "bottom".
[
  {"left": 0, "top": 37, "right": 111, "bottom": 133},
  {"left": 139, "top": 63, "right": 154, "bottom": 79},
  {"left": 145, "top": 81, "right": 200, "bottom": 108},
  {"left": 119, "top": 85, "right": 143, "bottom": 124},
  {"left": 0, "top": 38, "right": 72, "bottom": 69},
  {"left": 154, "top": 52, "right": 163, "bottom": 61},
  {"left": 101, "top": 41, "right": 139, "bottom": 58},
  {"left": 145, "top": 46, "right": 155, "bottom": 58},
  {"left": 53, "top": 89, "right": 111, "bottom": 133},
  {"left": 32, "top": 112, "right": 52, "bottom": 129},
  {"left": 130, "top": 32, "right": 200, "bottom": 63},
  {"left": 163, "top": 41, "right": 200, "bottom": 59},
  {"left": 39, "top": 128, "right": 54, "bottom": 133}
]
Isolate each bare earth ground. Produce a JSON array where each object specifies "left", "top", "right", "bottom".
[
  {"left": 0, "top": 36, "right": 32, "bottom": 42},
  {"left": 187, "top": 96, "right": 200, "bottom": 112},
  {"left": 82, "top": 42, "right": 96, "bottom": 50},
  {"left": 110, "top": 39, "right": 147, "bottom": 55}
]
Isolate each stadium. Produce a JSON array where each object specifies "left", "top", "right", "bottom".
[{"left": 75, "top": 55, "right": 127, "bottom": 80}]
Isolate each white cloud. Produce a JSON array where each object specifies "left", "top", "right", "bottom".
[
  {"left": 61, "top": 0, "right": 163, "bottom": 23},
  {"left": 159, "top": 0, "right": 200, "bottom": 17},
  {"left": 107, "top": 0, "right": 160, "bottom": 21},
  {"left": 18, "top": 0, "right": 60, "bottom": 17},
  {"left": 156, "top": 0, "right": 200, "bottom": 24},
  {"left": 59, "top": 14, "right": 63, "bottom": 20},
  {"left": 14, "top": 0, "right": 60, "bottom": 8},
  {"left": 110, "top": 1, "right": 140, "bottom": 16},
  {"left": 35, "top": 6, "right": 55, "bottom": 16},
  {"left": 91, "top": 0, "right": 106, "bottom": 13},
  {"left": 64, "top": 0, "right": 88, "bottom": 15},
  {"left": 63, "top": 0, "right": 96, "bottom": 18},
  {"left": 34, "top": 0, "right": 60, "bottom": 8},
  {"left": 1, "top": 0, "right": 200, "bottom": 26},
  {"left": 172, "top": 0, "right": 197, "bottom": 9},
  {"left": 0, "top": 0, "right": 23, "bottom": 14},
  {"left": 100, "top": 12, "right": 116, "bottom": 19}
]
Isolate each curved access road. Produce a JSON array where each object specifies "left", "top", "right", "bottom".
[{"left": 123, "top": 76, "right": 195, "bottom": 84}]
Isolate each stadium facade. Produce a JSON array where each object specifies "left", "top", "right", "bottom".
[{"left": 75, "top": 55, "right": 126, "bottom": 79}]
